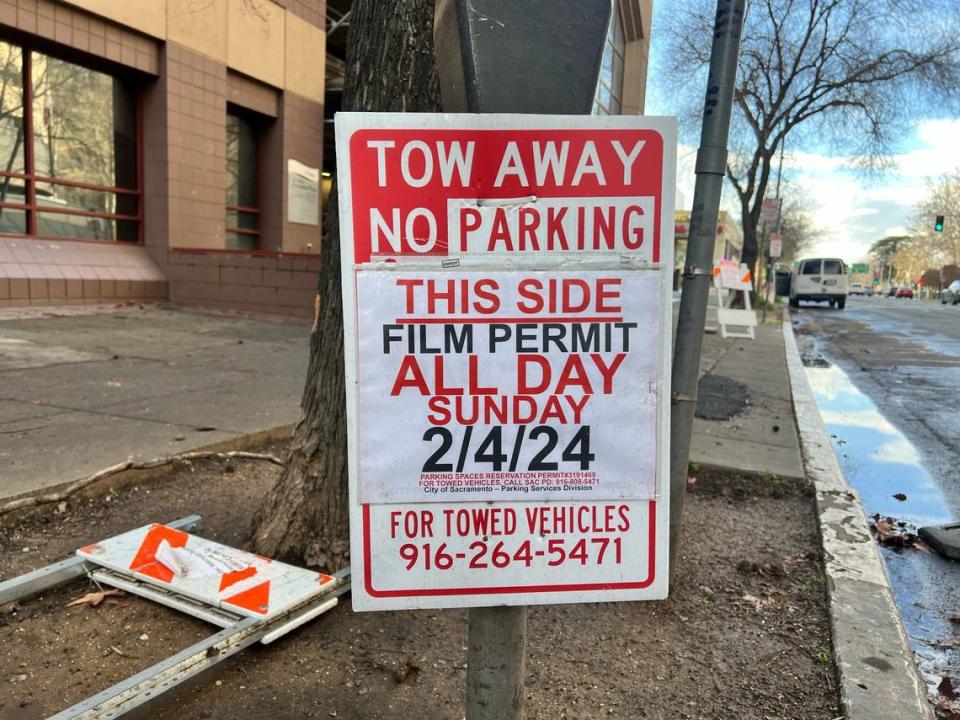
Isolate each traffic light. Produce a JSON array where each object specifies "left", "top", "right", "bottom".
[{"left": 935, "top": 215, "right": 945, "bottom": 232}]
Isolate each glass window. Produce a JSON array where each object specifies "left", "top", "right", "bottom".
[
  {"left": 801, "top": 260, "right": 822, "bottom": 275},
  {"left": 0, "top": 43, "right": 25, "bottom": 177},
  {"left": 593, "top": 4, "right": 626, "bottom": 116},
  {"left": 0, "top": 41, "right": 139, "bottom": 241},
  {"left": 225, "top": 112, "right": 259, "bottom": 250},
  {"left": 823, "top": 259, "right": 844, "bottom": 274},
  {"left": 0, "top": 42, "right": 26, "bottom": 233}
]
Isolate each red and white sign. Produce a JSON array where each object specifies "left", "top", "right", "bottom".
[
  {"left": 716, "top": 259, "right": 752, "bottom": 290},
  {"left": 77, "top": 523, "right": 336, "bottom": 619},
  {"left": 336, "top": 113, "right": 676, "bottom": 610},
  {"left": 760, "top": 197, "right": 780, "bottom": 223},
  {"left": 769, "top": 234, "right": 783, "bottom": 258}
]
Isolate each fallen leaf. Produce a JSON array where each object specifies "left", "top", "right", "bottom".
[
  {"left": 0, "top": 602, "right": 19, "bottom": 615},
  {"left": 871, "top": 516, "right": 927, "bottom": 551},
  {"left": 394, "top": 656, "right": 420, "bottom": 684},
  {"left": 66, "top": 589, "right": 124, "bottom": 608},
  {"left": 105, "top": 379, "right": 123, "bottom": 388},
  {"left": 742, "top": 593, "right": 776, "bottom": 611}
]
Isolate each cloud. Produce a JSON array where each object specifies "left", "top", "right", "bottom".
[
  {"left": 785, "top": 118, "right": 960, "bottom": 261},
  {"left": 667, "top": 118, "right": 960, "bottom": 262},
  {"left": 871, "top": 437, "right": 921, "bottom": 466}
]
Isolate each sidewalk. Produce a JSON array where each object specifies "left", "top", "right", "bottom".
[
  {"left": 0, "top": 305, "right": 309, "bottom": 500},
  {"left": 2, "top": 302, "right": 804, "bottom": 500},
  {"left": 690, "top": 318, "right": 805, "bottom": 479}
]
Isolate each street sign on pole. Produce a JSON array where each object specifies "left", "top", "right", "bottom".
[
  {"left": 760, "top": 197, "right": 780, "bottom": 224},
  {"left": 335, "top": 112, "right": 676, "bottom": 611},
  {"left": 769, "top": 234, "right": 782, "bottom": 258},
  {"left": 669, "top": 0, "right": 745, "bottom": 575}
]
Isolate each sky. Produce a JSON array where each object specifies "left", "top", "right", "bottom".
[{"left": 645, "top": 11, "right": 960, "bottom": 264}]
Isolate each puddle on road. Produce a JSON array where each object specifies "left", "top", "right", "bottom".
[
  {"left": 805, "top": 362, "right": 960, "bottom": 699},
  {"left": 806, "top": 363, "right": 951, "bottom": 526}
]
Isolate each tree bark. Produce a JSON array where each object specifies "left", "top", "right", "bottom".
[{"left": 251, "top": 0, "right": 441, "bottom": 569}]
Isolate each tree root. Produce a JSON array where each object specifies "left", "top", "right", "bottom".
[{"left": 0, "top": 451, "right": 284, "bottom": 517}]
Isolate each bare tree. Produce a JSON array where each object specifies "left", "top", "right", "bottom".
[
  {"left": 869, "top": 234, "right": 909, "bottom": 284},
  {"left": 891, "top": 236, "right": 939, "bottom": 285},
  {"left": 871, "top": 169, "right": 960, "bottom": 286},
  {"left": 913, "top": 168, "right": 960, "bottom": 267},
  {"left": 251, "top": 0, "right": 441, "bottom": 569},
  {"left": 771, "top": 182, "right": 819, "bottom": 263},
  {"left": 659, "top": 0, "right": 960, "bottom": 271}
]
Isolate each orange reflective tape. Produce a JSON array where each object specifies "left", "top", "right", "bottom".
[
  {"left": 129, "top": 523, "right": 189, "bottom": 584},
  {"left": 224, "top": 580, "right": 271, "bottom": 615},
  {"left": 219, "top": 566, "right": 258, "bottom": 592}
]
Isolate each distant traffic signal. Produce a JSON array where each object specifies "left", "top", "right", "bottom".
[{"left": 935, "top": 215, "right": 945, "bottom": 232}]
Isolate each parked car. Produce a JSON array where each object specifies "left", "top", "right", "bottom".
[
  {"left": 895, "top": 286, "right": 913, "bottom": 299},
  {"left": 789, "top": 257, "right": 848, "bottom": 309},
  {"left": 942, "top": 280, "right": 960, "bottom": 305},
  {"left": 850, "top": 282, "right": 865, "bottom": 296},
  {"left": 885, "top": 286, "right": 898, "bottom": 297}
]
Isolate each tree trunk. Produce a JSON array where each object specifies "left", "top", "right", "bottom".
[
  {"left": 740, "top": 212, "right": 759, "bottom": 273},
  {"left": 251, "top": 0, "right": 441, "bottom": 569}
]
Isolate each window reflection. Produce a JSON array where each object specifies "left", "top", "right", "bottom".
[
  {"left": 0, "top": 42, "right": 26, "bottom": 232},
  {"left": 593, "top": 4, "right": 626, "bottom": 116},
  {"left": 0, "top": 40, "right": 139, "bottom": 242},
  {"left": 226, "top": 112, "right": 259, "bottom": 250}
]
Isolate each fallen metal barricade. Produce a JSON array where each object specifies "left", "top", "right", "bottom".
[{"left": 0, "top": 515, "right": 350, "bottom": 719}]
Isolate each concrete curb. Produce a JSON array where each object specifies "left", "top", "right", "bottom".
[
  {"left": 781, "top": 312, "right": 933, "bottom": 720},
  {"left": 0, "top": 424, "right": 295, "bottom": 529}
]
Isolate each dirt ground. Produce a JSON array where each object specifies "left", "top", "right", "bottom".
[{"left": 0, "top": 447, "right": 841, "bottom": 720}]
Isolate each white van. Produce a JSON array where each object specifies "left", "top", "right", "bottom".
[{"left": 789, "top": 258, "right": 849, "bottom": 309}]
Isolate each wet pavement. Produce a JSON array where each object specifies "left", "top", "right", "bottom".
[{"left": 793, "top": 296, "right": 960, "bottom": 709}]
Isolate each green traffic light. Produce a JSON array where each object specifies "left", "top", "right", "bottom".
[{"left": 935, "top": 215, "right": 944, "bottom": 232}]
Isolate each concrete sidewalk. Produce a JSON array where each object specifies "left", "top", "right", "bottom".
[
  {"left": 0, "top": 305, "right": 309, "bottom": 499},
  {"left": 690, "top": 318, "right": 805, "bottom": 479},
  {"left": 1, "top": 300, "right": 802, "bottom": 501}
]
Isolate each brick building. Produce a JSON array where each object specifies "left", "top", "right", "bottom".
[{"left": 0, "top": 0, "right": 652, "bottom": 319}]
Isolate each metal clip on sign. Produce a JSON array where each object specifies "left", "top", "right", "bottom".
[{"left": 0, "top": 516, "right": 349, "bottom": 719}]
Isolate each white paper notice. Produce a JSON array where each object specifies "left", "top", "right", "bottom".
[
  {"left": 356, "top": 269, "right": 661, "bottom": 504},
  {"left": 155, "top": 539, "right": 250, "bottom": 579},
  {"left": 288, "top": 159, "right": 320, "bottom": 226}
]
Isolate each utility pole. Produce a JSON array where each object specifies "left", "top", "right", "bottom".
[
  {"left": 669, "top": 0, "right": 746, "bottom": 572},
  {"left": 433, "top": 3, "right": 611, "bottom": 718}
]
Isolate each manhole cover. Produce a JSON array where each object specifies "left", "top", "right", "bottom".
[{"left": 696, "top": 374, "right": 749, "bottom": 421}]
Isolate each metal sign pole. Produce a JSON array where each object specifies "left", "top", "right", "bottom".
[
  {"left": 669, "top": 0, "right": 746, "bottom": 573},
  {"left": 433, "top": 2, "right": 611, "bottom": 718}
]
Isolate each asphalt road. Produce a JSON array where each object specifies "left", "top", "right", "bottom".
[
  {"left": 835, "top": 294, "right": 960, "bottom": 345},
  {"left": 793, "top": 294, "right": 960, "bottom": 693}
]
